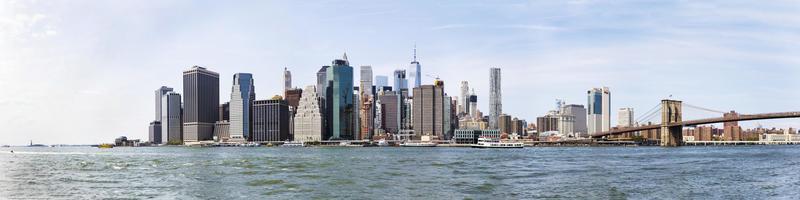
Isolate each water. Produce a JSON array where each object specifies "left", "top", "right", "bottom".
[{"left": 1, "top": 146, "right": 799, "bottom": 199}]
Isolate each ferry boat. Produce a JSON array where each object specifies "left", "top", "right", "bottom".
[
  {"left": 281, "top": 141, "right": 306, "bottom": 147},
  {"left": 471, "top": 137, "right": 523, "bottom": 149},
  {"left": 400, "top": 141, "right": 438, "bottom": 147}
]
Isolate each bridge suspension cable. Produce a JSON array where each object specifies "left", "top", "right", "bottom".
[
  {"left": 683, "top": 102, "right": 729, "bottom": 114},
  {"left": 635, "top": 103, "right": 662, "bottom": 124}
]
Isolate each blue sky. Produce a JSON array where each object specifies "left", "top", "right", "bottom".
[{"left": 1, "top": 0, "right": 798, "bottom": 145}]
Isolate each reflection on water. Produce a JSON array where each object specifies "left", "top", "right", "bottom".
[{"left": 1, "top": 146, "right": 799, "bottom": 199}]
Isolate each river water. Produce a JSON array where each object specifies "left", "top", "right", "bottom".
[{"left": 1, "top": 146, "right": 799, "bottom": 199}]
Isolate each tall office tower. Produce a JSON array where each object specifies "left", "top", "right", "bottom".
[
  {"left": 149, "top": 121, "right": 161, "bottom": 144},
  {"left": 283, "top": 67, "right": 292, "bottom": 91},
  {"left": 154, "top": 86, "right": 173, "bottom": 121},
  {"left": 161, "top": 91, "right": 182, "bottom": 144},
  {"left": 459, "top": 81, "right": 469, "bottom": 115},
  {"left": 374, "top": 75, "right": 389, "bottom": 91},
  {"left": 587, "top": 87, "right": 611, "bottom": 134},
  {"left": 251, "top": 98, "right": 290, "bottom": 142},
  {"left": 360, "top": 66, "right": 373, "bottom": 97},
  {"left": 469, "top": 89, "right": 478, "bottom": 118},
  {"left": 561, "top": 104, "right": 588, "bottom": 137},
  {"left": 229, "top": 73, "right": 255, "bottom": 142},
  {"left": 182, "top": 66, "right": 219, "bottom": 142},
  {"left": 443, "top": 96, "right": 454, "bottom": 139},
  {"left": 393, "top": 69, "right": 408, "bottom": 92},
  {"left": 408, "top": 46, "right": 422, "bottom": 89},
  {"left": 316, "top": 66, "right": 329, "bottom": 97},
  {"left": 294, "top": 85, "right": 323, "bottom": 142},
  {"left": 378, "top": 92, "right": 400, "bottom": 134},
  {"left": 489, "top": 67, "right": 502, "bottom": 129},
  {"left": 497, "top": 114, "right": 510, "bottom": 134},
  {"left": 325, "top": 55, "right": 355, "bottom": 140},
  {"left": 602, "top": 87, "right": 611, "bottom": 132},
  {"left": 412, "top": 79, "right": 446, "bottom": 140},
  {"left": 219, "top": 102, "right": 230, "bottom": 121},
  {"left": 353, "top": 88, "right": 361, "bottom": 140},
  {"left": 618, "top": 108, "right": 634, "bottom": 127}
]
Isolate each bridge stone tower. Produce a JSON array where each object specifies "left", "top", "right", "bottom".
[{"left": 660, "top": 99, "right": 683, "bottom": 146}]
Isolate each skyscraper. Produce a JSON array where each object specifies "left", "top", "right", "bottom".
[
  {"left": 316, "top": 66, "right": 329, "bottom": 98},
  {"left": 360, "top": 66, "right": 374, "bottom": 140},
  {"left": 149, "top": 121, "right": 161, "bottom": 144},
  {"left": 412, "top": 79, "right": 446, "bottom": 140},
  {"left": 283, "top": 67, "right": 292, "bottom": 91},
  {"left": 561, "top": 104, "right": 588, "bottom": 137},
  {"left": 489, "top": 67, "right": 502, "bottom": 129},
  {"left": 161, "top": 91, "right": 182, "bottom": 144},
  {"left": 469, "top": 89, "right": 478, "bottom": 118},
  {"left": 154, "top": 86, "right": 173, "bottom": 121},
  {"left": 459, "top": 81, "right": 469, "bottom": 115},
  {"left": 409, "top": 46, "right": 422, "bottom": 89},
  {"left": 587, "top": 87, "right": 611, "bottom": 134},
  {"left": 229, "top": 73, "right": 255, "bottom": 142},
  {"left": 393, "top": 69, "right": 408, "bottom": 92},
  {"left": 252, "top": 98, "right": 290, "bottom": 142},
  {"left": 618, "top": 108, "right": 634, "bottom": 127},
  {"left": 294, "top": 85, "right": 323, "bottom": 142},
  {"left": 325, "top": 55, "right": 355, "bottom": 140},
  {"left": 182, "top": 66, "right": 220, "bottom": 142},
  {"left": 378, "top": 92, "right": 400, "bottom": 135},
  {"left": 374, "top": 75, "right": 389, "bottom": 90}
]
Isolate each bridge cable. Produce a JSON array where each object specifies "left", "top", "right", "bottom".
[
  {"left": 635, "top": 103, "right": 662, "bottom": 123},
  {"left": 683, "top": 102, "right": 731, "bottom": 114}
]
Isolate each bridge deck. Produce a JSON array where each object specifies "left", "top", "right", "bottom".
[{"left": 591, "top": 111, "right": 800, "bottom": 138}]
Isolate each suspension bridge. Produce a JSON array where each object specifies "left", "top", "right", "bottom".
[{"left": 590, "top": 99, "right": 800, "bottom": 146}]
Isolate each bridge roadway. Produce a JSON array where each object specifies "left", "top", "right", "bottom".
[{"left": 591, "top": 111, "right": 800, "bottom": 138}]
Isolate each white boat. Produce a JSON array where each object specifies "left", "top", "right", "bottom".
[
  {"left": 400, "top": 141, "right": 437, "bottom": 147},
  {"left": 282, "top": 141, "right": 306, "bottom": 147},
  {"left": 472, "top": 137, "right": 523, "bottom": 149},
  {"left": 377, "top": 139, "right": 389, "bottom": 147}
]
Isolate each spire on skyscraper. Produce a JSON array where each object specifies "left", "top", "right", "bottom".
[
  {"left": 343, "top": 52, "right": 348, "bottom": 61},
  {"left": 413, "top": 43, "right": 417, "bottom": 62}
]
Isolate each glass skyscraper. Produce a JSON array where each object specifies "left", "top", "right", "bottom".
[
  {"left": 229, "top": 73, "right": 255, "bottom": 142},
  {"left": 325, "top": 57, "right": 354, "bottom": 140}
]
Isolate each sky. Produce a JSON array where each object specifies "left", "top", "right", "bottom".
[{"left": 1, "top": 0, "right": 799, "bottom": 145}]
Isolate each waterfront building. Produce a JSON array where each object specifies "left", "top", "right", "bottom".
[
  {"left": 154, "top": 86, "right": 173, "bottom": 121},
  {"left": 148, "top": 121, "right": 161, "bottom": 144},
  {"left": 374, "top": 75, "right": 389, "bottom": 91},
  {"left": 512, "top": 118, "right": 525, "bottom": 135},
  {"left": 252, "top": 97, "right": 291, "bottom": 142},
  {"left": 353, "top": 88, "right": 361, "bottom": 140},
  {"left": 587, "top": 87, "right": 611, "bottom": 134},
  {"left": 560, "top": 104, "right": 587, "bottom": 137},
  {"left": 537, "top": 114, "right": 559, "bottom": 134},
  {"left": 219, "top": 102, "right": 230, "bottom": 121},
  {"left": 498, "top": 114, "right": 512, "bottom": 134},
  {"left": 459, "top": 118, "right": 488, "bottom": 130},
  {"left": 229, "top": 73, "right": 255, "bottom": 142},
  {"left": 213, "top": 120, "right": 230, "bottom": 141},
  {"left": 283, "top": 67, "right": 292, "bottom": 91},
  {"left": 161, "top": 91, "right": 182, "bottom": 144},
  {"left": 558, "top": 115, "right": 575, "bottom": 137},
  {"left": 489, "top": 67, "right": 502, "bottom": 129},
  {"left": 393, "top": 69, "right": 408, "bottom": 92},
  {"left": 412, "top": 80, "right": 446, "bottom": 140},
  {"left": 378, "top": 92, "right": 400, "bottom": 134},
  {"left": 409, "top": 46, "right": 422, "bottom": 89},
  {"left": 294, "top": 85, "right": 323, "bottom": 142},
  {"left": 182, "top": 66, "right": 220, "bottom": 142},
  {"left": 618, "top": 107, "right": 634, "bottom": 127},
  {"left": 723, "top": 111, "right": 742, "bottom": 141},
  {"left": 325, "top": 56, "right": 355, "bottom": 140},
  {"left": 459, "top": 81, "right": 469, "bottom": 115}
]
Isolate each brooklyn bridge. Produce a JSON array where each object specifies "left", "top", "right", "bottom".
[{"left": 590, "top": 99, "right": 800, "bottom": 146}]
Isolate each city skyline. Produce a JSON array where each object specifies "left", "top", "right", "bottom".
[{"left": 2, "top": 1, "right": 800, "bottom": 145}]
